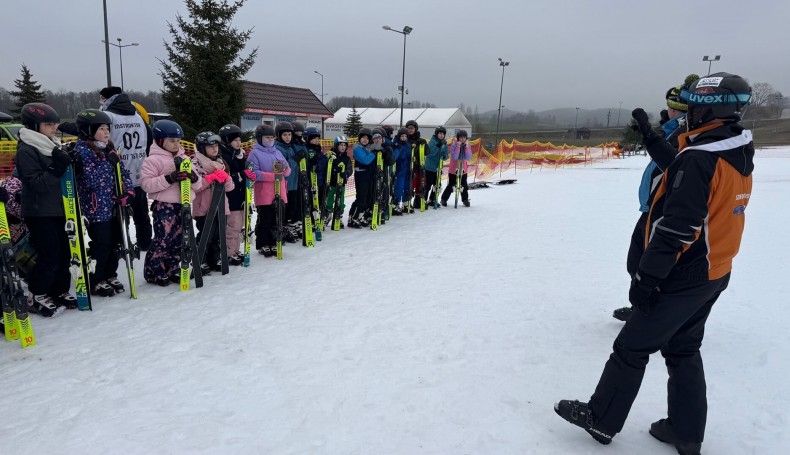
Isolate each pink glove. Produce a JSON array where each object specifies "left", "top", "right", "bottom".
[
  {"left": 244, "top": 169, "right": 256, "bottom": 180},
  {"left": 210, "top": 169, "right": 230, "bottom": 184},
  {"left": 204, "top": 171, "right": 220, "bottom": 184}
]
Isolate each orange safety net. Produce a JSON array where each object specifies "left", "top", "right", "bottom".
[{"left": 1, "top": 138, "right": 617, "bottom": 198}]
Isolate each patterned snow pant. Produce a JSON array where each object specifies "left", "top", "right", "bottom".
[
  {"left": 143, "top": 201, "right": 182, "bottom": 283},
  {"left": 226, "top": 210, "right": 244, "bottom": 257}
]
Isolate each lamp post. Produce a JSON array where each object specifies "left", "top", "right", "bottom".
[
  {"left": 102, "top": 0, "right": 111, "bottom": 86},
  {"left": 102, "top": 37, "right": 139, "bottom": 90},
  {"left": 494, "top": 58, "right": 510, "bottom": 161},
  {"left": 702, "top": 55, "right": 721, "bottom": 75},
  {"left": 383, "top": 25, "right": 413, "bottom": 127},
  {"left": 574, "top": 107, "right": 580, "bottom": 138},
  {"left": 314, "top": 70, "right": 324, "bottom": 104},
  {"left": 618, "top": 101, "right": 623, "bottom": 126}
]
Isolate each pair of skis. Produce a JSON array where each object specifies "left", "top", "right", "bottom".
[
  {"left": 61, "top": 164, "right": 93, "bottom": 310},
  {"left": 1, "top": 202, "right": 35, "bottom": 348},
  {"left": 111, "top": 160, "right": 139, "bottom": 299},
  {"left": 434, "top": 158, "right": 444, "bottom": 209},
  {"left": 371, "top": 151, "right": 385, "bottom": 231},
  {"left": 298, "top": 157, "right": 315, "bottom": 247},
  {"left": 178, "top": 158, "right": 202, "bottom": 291},
  {"left": 455, "top": 143, "right": 467, "bottom": 209},
  {"left": 196, "top": 180, "right": 229, "bottom": 281},
  {"left": 243, "top": 163, "right": 254, "bottom": 266},
  {"left": 331, "top": 162, "right": 346, "bottom": 231}
]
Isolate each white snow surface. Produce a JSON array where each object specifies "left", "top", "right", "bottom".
[{"left": 2, "top": 148, "right": 788, "bottom": 455}]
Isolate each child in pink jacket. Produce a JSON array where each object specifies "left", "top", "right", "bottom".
[
  {"left": 246, "top": 124, "right": 291, "bottom": 257},
  {"left": 140, "top": 120, "right": 204, "bottom": 286},
  {"left": 191, "top": 131, "right": 233, "bottom": 273},
  {"left": 440, "top": 129, "right": 472, "bottom": 207}
]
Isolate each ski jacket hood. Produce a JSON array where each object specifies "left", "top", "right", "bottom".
[{"left": 104, "top": 93, "right": 137, "bottom": 116}]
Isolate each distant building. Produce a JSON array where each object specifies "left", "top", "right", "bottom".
[
  {"left": 325, "top": 107, "right": 473, "bottom": 138},
  {"left": 781, "top": 109, "right": 790, "bottom": 119},
  {"left": 241, "top": 80, "right": 333, "bottom": 132}
]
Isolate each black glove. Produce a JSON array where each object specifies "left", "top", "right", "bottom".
[
  {"left": 165, "top": 169, "right": 188, "bottom": 184},
  {"left": 0, "top": 187, "right": 9, "bottom": 204},
  {"left": 106, "top": 150, "right": 120, "bottom": 166},
  {"left": 295, "top": 149, "right": 307, "bottom": 161},
  {"left": 48, "top": 146, "right": 73, "bottom": 177},
  {"left": 659, "top": 109, "right": 670, "bottom": 126},
  {"left": 631, "top": 108, "right": 654, "bottom": 137},
  {"left": 72, "top": 153, "right": 84, "bottom": 177},
  {"left": 628, "top": 271, "right": 660, "bottom": 315},
  {"left": 188, "top": 171, "right": 199, "bottom": 183}
]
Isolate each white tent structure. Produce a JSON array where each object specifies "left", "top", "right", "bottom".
[{"left": 325, "top": 107, "right": 473, "bottom": 138}]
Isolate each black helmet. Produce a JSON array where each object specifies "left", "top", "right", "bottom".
[
  {"left": 397, "top": 127, "right": 409, "bottom": 136},
  {"left": 456, "top": 129, "right": 468, "bottom": 139},
  {"left": 255, "top": 124, "right": 276, "bottom": 145},
  {"left": 434, "top": 126, "right": 447, "bottom": 136},
  {"left": 292, "top": 121, "right": 305, "bottom": 134},
  {"left": 304, "top": 127, "right": 321, "bottom": 141},
  {"left": 275, "top": 122, "right": 294, "bottom": 135},
  {"left": 75, "top": 109, "right": 112, "bottom": 139},
  {"left": 371, "top": 128, "right": 385, "bottom": 139},
  {"left": 405, "top": 120, "right": 418, "bottom": 130},
  {"left": 681, "top": 72, "right": 751, "bottom": 130},
  {"left": 20, "top": 103, "right": 59, "bottom": 130},
  {"left": 218, "top": 124, "right": 242, "bottom": 144},
  {"left": 358, "top": 127, "right": 373, "bottom": 142},
  {"left": 152, "top": 119, "right": 184, "bottom": 139},
  {"left": 382, "top": 125, "right": 394, "bottom": 137},
  {"left": 195, "top": 131, "right": 222, "bottom": 154}
]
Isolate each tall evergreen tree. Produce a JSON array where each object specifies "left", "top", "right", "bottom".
[
  {"left": 344, "top": 105, "right": 363, "bottom": 137},
  {"left": 9, "top": 64, "right": 46, "bottom": 116},
  {"left": 158, "top": 0, "right": 257, "bottom": 137}
]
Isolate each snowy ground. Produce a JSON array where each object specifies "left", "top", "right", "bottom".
[{"left": 2, "top": 149, "right": 788, "bottom": 455}]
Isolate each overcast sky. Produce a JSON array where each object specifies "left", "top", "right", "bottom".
[{"left": 2, "top": 0, "right": 788, "bottom": 115}]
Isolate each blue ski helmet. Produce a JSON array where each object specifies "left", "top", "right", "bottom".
[{"left": 152, "top": 119, "right": 184, "bottom": 139}]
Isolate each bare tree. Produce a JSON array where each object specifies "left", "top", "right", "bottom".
[{"left": 751, "top": 82, "right": 778, "bottom": 106}]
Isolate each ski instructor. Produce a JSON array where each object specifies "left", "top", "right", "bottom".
[
  {"left": 99, "top": 86, "right": 153, "bottom": 251},
  {"left": 554, "top": 72, "right": 754, "bottom": 455}
]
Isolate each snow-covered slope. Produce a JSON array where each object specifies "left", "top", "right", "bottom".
[{"left": 2, "top": 149, "right": 787, "bottom": 454}]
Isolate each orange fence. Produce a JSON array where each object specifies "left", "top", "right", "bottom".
[{"left": 0, "top": 138, "right": 619, "bottom": 198}]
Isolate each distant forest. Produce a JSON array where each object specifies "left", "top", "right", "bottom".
[{"left": 0, "top": 87, "right": 167, "bottom": 120}]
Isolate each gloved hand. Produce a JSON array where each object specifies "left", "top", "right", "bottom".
[
  {"left": 113, "top": 189, "right": 135, "bottom": 206},
  {"left": 106, "top": 150, "right": 121, "bottom": 166},
  {"left": 659, "top": 109, "right": 670, "bottom": 126},
  {"left": 295, "top": 149, "right": 307, "bottom": 161},
  {"left": 0, "top": 186, "right": 9, "bottom": 204},
  {"left": 72, "top": 152, "right": 84, "bottom": 177},
  {"left": 165, "top": 169, "right": 188, "bottom": 184},
  {"left": 628, "top": 271, "right": 660, "bottom": 315},
  {"left": 188, "top": 171, "right": 199, "bottom": 183},
  {"left": 631, "top": 108, "right": 654, "bottom": 137},
  {"left": 213, "top": 169, "right": 230, "bottom": 183},
  {"left": 273, "top": 161, "right": 286, "bottom": 173},
  {"left": 244, "top": 169, "right": 257, "bottom": 180},
  {"left": 48, "top": 146, "right": 73, "bottom": 176}
]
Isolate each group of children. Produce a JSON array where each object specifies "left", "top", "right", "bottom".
[{"left": 6, "top": 103, "right": 474, "bottom": 317}]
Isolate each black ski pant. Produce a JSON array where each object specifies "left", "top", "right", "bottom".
[
  {"left": 589, "top": 273, "right": 731, "bottom": 443},
  {"left": 425, "top": 170, "right": 439, "bottom": 202},
  {"left": 349, "top": 171, "right": 371, "bottom": 220},
  {"left": 131, "top": 186, "right": 152, "bottom": 251},
  {"left": 25, "top": 216, "right": 71, "bottom": 297},
  {"left": 285, "top": 189, "right": 299, "bottom": 225},
  {"left": 255, "top": 205, "right": 276, "bottom": 249},
  {"left": 195, "top": 215, "right": 222, "bottom": 267},
  {"left": 441, "top": 173, "right": 469, "bottom": 203},
  {"left": 87, "top": 220, "right": 121, "bottom": 285}
]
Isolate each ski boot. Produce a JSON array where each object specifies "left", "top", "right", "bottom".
[
  {"left": 51, "top": 292, "right": 78, "bottom": 309},
  {"left": 463, "top": 199, "right": 470, "bottom": 207},
  {"left": 29, "top": 294, "right": 65, "bottom": 318},
  {"left": 92, "top": 281, "right": 117, "bottom": 297},
  {"left": 612, "top": 306, "right": 632, "bottom": 322},
  {"left": 649, "top": 419, "right": 702, "bottom": 455},
  {"left": 106, "top": 277, "right": 125, "bottom": 293},
  {"left": 554, "top": 399, "right": 614, "bottom": 445}
]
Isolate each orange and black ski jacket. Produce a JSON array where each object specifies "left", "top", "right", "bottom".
[{"left": 640, "top": 121, "right": 754, "bottom": 282}]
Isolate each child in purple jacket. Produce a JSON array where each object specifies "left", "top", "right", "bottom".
[{"left": 440, "top": 129, "right": 472, "bottom": 207}]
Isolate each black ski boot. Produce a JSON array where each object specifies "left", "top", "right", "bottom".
[
  {"left": 612, "top": 306, "right": 632, "bottom": 321},
  {"left": 554, "top": 399, "right": 614, "bottom": 445},
  {"left": 51, "top": 292, "right": 78, "bottom": 309},
  {"left": 440, "top": 199, "right": 448, "bottom": 207},
  {"left": 92, "top": 281, "right": 116, "bottom": 297},
  {"left": 107, "top": 277, "right": 125, "bottom": 294},
  {"left": 463, "top": 200, "right": 470, "bottom": 207},
  {"left": 29, "top": 294, "right": 65, "bottom": 317},
  {"left": 229, "top": 254, "right": 243, "bottom": 266},
  {"left": 649, "top": 419, "right": 702, "bottom": 455}
]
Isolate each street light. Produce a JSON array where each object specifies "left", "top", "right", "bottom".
[
  {"left": 102, "top": 0, "right": 111, "bottom": 86},
  {"left": 493, "top": 58, "right": 510, "bottom": 156},
  {"left": 702, "top": 55, "right": 721, "bottom": 75},
  {"left": 102, "top": 37, "right": 139, "bottom": 90},
  {"left": 574, "top": 107, "right": 580, "bottom": 137},
  {"left": 383, "top": 25, "right": 413, "bottom": 127},
  {"left": 618, "top": 101, "right": 623, "bottom": 126},
  {"left": 314, "top": 70, "right": 325, "bottom": 104}
]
